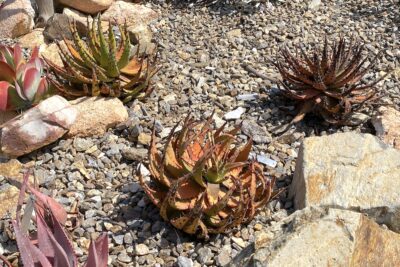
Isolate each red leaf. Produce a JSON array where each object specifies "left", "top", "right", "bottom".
[
  {"left": 84, "top": 234, "right": 109, "bottom": 267},
  {"left": 0, "top": 61, "right": 15, "bottom": 82},
  {"left": 13, "top": 44, "right": 24, "bottom": 69},
  {"left": 28, "top": 185, "right": 68, "bottom": 225},
  {"left": 37, "top": 213, "right": 56, "bottom": 262},
  {"left": 0, "top": 81, "right": 10, "bottom": 111},
  {"left": 12, "top": 220, "right": 52, "bottom": 267},
  {"left": 23, "top": 67, "right": 41, "bottom": 100},
  {"left": 50, "top": 212, "right": 78, "bottom": 267}
]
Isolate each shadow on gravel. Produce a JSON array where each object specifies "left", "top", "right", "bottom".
[
  {"left": 347, "top": 1, "right": 400, "bottom": 24},
  {"left": 146, "top": 0, "right": 265, "bottom": 16}
]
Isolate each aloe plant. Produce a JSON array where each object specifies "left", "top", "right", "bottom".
[
  {"left": 0, "top": 45, "right": 51, "bottom": 111},
  {"left": 45, "top": 16, "right": 158, "bottom": 103},
  {"left": 0, "top": 172, "right": 108, "bottom": 267}
]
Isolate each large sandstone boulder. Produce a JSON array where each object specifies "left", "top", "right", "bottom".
[
  {"left": 372, "top": 106, "right": 400, "bottom": 150},
  {"left": 17, "top": 28, "right": 46, "bottom": 49},
  {"left": 102, "top": 1, "right": 158, "bottom": 52},
  {"left": 0, "top": 96, "right": 77, "bottom": 157},
  {"left": 58, "top": 0, "right": 113, "bottom": 14},
  {"left": 0, "top": 0, "right": 35, "bottom": 38},
  {"left": 0, "top": 159, "right": 23, "bottom": 218},
  {"left": 289, "top": 132, "right": 400, "bottom": 232},
  {"left": 66, "top": 97, "right": 128, "bottom": 138},
  {"left": 252, "top": 207, "right": 400, "bottom": 267}
]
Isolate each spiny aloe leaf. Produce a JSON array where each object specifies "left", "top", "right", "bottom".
[
  {"left": 117, "top": 22, "right": 131, "bottom": 69},
  {"left": 84, "top": 233, "right": 109, "bottom": 267},
  {"left": 36, "top": 212, "right": 56, "bottom": 261},
  {"left": 97, "top": 15, "right": 110, "bottom": 68},
  {"left": 106, "top": 22, "right": 120, "bottom": 78}
]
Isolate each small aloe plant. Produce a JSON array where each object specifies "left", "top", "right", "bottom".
[
  {"left": 0, "top": 172, "right": 108, "bottom": 267},
  {"left": 0, "top": 45, "right": 51, "bottom": 111}
]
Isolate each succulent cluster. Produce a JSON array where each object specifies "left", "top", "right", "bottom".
[
  {"left": 140, "top": 115, "right": 277, "bottom": 238},
  {"left": 0, "top": 45, "right": 50, "bottom": 111},
  {"left": 45, "top": 16, "right": 157, "bottom": 103},
  {"left": 274, "top": 36, "right": 385, "bottom": 124},
  {"left": 0, "top": 173, "right": 108, "bottom": 267}
]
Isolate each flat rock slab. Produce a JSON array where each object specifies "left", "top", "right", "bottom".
[
  {"left": 253, "top": 207, "right": 400, "bottom": 267},
  {"left": 58, "top": 0, "right": 113, "bottom": 14},
  {"left": 0, "top": 96, "right": 77, "bottom": 157},
  {"left": 289, "top": 132, "right": 400, "bottom": 232},
  {"left": 67, "top": 97, "right": 128, "bottom": 138}
]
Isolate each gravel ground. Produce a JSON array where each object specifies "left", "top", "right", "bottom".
[{"left": 1, "top": 0, "right": 400, "bottom": 266}]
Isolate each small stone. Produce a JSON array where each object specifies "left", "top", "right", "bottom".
[
  {"left": 135, "top": 244, "right": 150, "bottom": 256},
  {"left": 231, "top": 237, "right": 246, "bottom": 248},
  {"left": 257, "top": 154, "right": 277, "bottom": 168},
  {"left": 227, "top": 29, "right": 241, "bottom": 38},
  {"left": 73, "top": 138, "right": 94, "bottom": 152},
  {"left": 197, "top": 247, "right": 213, "bottom": 264},
  {"left": 177, "top": 256, "right": 193, "bottom": 267},
  {"left": 122, "top": 147, "right": 148, "bottom": 161},
  {"left": 241, "top": 120, "right": 271, "bottom": 144},
  {"left": 138, "top": 133, "right": 152, "bottom": 146},
  {"left": 308, "top": 0, "right": 321, "bottom": 9},
  {"left": 236, "top": 94, "right": 259, "bottom": 101},
  {"left": 223, "top": 107, "right": 246, "bottom": 120},
  {"left": 118, "top": 252, "right": 132, "bottom": 263},
  {"left": 124, "top": 233, "right": 133, "bottom": 244},
  {"left": 113, "top": 235, "right": 124, "bottom": 245},
  {"left": 216, "top": 246, "right": 231, "bottom": 266}
]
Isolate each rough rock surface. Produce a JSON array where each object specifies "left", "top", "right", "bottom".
[
  {"left": 372, "top": 106, "right": 400, "bottom": 150},
  {"left": 17, "top": 28, "right": 46, "bottom": 49},
  {"left": 289, "top": 132, "right": 400, "bottom": 232},
  {"left": 58, "top": 0, "right": 114, "bottom": 14},
  {"left": 40, "top": 42, "right": 63, "bottom": 67},
  {"left": 102, "top": 1, "right": 158, "bottom": 26},
  {"left": 67, "top": 97, "right": 128, "bottom": 138},
  {"left": 0, "top": 0, "right": 35, "bottom": 38},
  {"left": 252, "top": 207, "right": 400, "bottom": 267},
  {"left": 0, "top": 96, "right": 77, "bottom": 157}
]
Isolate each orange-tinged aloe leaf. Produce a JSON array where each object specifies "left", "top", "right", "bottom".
[
  {"left": 170, "top": 216, "right": 190, "bottom": 230},
  {"left": 120, "top": 58, "right": 143, "bottom": 76}
]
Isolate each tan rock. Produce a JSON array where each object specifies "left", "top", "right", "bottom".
[
  {"left": 58, "top": 0, "right": 114, "bottom": 14},
  {"left": 17, "top": 28, "right": 46, "bottom": 49},
  {"left": 372, "top": 106, "right": 400, "bottom": 149},
  {"left": 0, "top": 159, "right": 23, "bottom": 218},
  {"left": 0, "top": 96, "right": 77, "bottom": 157},
  {"left": 44, "top": 9, "right": 109, "bottom": 41},
  {"left": 0, "top": 0, "right": 35, "bottom": 38},
  {"left": 102, "top": 1, "right": 158, "bottom": 26},
  {"left": 67, "top": 97, "right": 128, "bottom": 138},
  {"left": 253, "top": 207, "right": 400, "bottom": 267},
  {"left": 0, "top": 186, "right": 19, "bottom": 218},
  {"left": 289, "top": 132, "right": 400, "bottom": 232},
  {"left": 102, "top": 2, "right": 157, "bottom": 50},
  {"left": 40, "top": 42, "right": 63, "bottom": 67}
]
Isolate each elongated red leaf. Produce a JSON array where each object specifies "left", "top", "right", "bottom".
[
  {"left": 50, "top": 212, "right": 78, "bottom": 267},
  {"left": 37, "top": 212, "right": 56, "bottom": 262},
  {"left": 28, "top": 185, "right": 68, "bottom": 225},
  {"left": 12, "top": 220, "right": 52, "bottom": 267},
  {"left": 0, "top": 81, "right": 10, "bottom": 111},
  {"left": 13, "top": 44, "right": 24, "bottom": 69},
  {"left": 84, "top": 233, "right": 109, "bottom": 267}
]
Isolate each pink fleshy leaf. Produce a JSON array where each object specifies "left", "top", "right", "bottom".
[
  {"left": 12, "top": 220, "right": 52, "bottom": 267},
  {"left": 0, "top": 61, "right": 16, "bottom": 83},
  {"left": 30, "top": 46, "right": 40, "bottom": 60},
  {"left": 1, "top": 46, "right": 15, "bottom": 69},
  {"left": 23, "top": 67, "right": 41, "bottom": 101},
  {"left": 28, "top": 184, "right": 68, "bottom": 225},
  {"left": 13, "top": 44, "right": 24, "bottom": 69},
  {"left": 0, "top": 81, "right": 10, "bottom": 111},
  {"left": 49, "top": 212, "right": 78, "bottom": 267},
  {"left": 37, "top": 212, "right": 56, "bottom": 262},
  {"left": 84, "top": 234, "right": 109, "bottom": 267}
]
